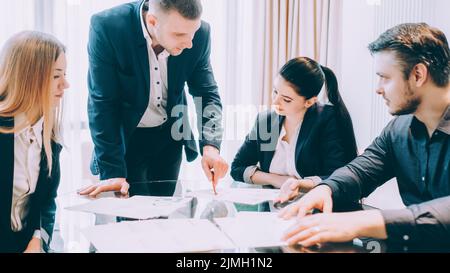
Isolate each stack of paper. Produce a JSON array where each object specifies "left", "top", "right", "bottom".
[
  {"left": 82, "top": 218, "right": 235, "bottom": 253},
  {"left": 214, "top": 212, "right": 296, "bottom": 248},
  {"left": 65, "top": 196, "right": 192, "bottom": 219},
  {"left": 186, "top": 188, "right": 280, "bottom": 205}
]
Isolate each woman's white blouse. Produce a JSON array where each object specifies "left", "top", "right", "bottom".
[
  {"left": 11, "top": 116, "right": 43, "bottom": 232},
  {"left": 269, "top": 122, "right": 302, "bottom": 179}
]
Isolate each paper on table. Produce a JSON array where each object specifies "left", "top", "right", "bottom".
[
  {"left": 65, "top": 196, "right": 191, "bottom": 219},
  {"left": 186, "top": 188, "right": 280, "bottom": 205},
  {"left": 214, "top": 212, "right": 296, "bottom": 248},
  {"left": 82, "top": 218, "right": 236, "bottom": 253}
]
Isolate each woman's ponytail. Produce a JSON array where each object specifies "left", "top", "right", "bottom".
[{"left": 321, "top": 65, "right": 358, "bottom": 158}]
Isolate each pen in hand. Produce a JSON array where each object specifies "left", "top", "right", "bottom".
[{"left": 211, "top": 170, "right": 218, "bottom": 195}]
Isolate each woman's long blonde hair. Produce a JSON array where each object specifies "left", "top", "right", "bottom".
[{"left": 0, "top": 31, "right": 66, "bottom": 175}]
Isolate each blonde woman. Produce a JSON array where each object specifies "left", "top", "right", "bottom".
[{"left": 0, "top": 31, "right": 69, "bottom": 253}]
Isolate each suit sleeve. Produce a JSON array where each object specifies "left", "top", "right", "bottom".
[
  {"left": 87, "top": 16, "right": 127, "bottom": 180},
  {"left": 29, "top": 144, "right": 62, "bottom": 251},
  {"left": 187, "top": 23, "right": 223, "bottom": 153},
  {"left": 231, "top": 116, "right": 260, "bottom": 182}
]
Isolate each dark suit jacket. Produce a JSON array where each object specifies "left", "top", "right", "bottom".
[
  {"left": 88, "top": 0, "right": 223, "bottom": 180},
  {"left": 0, "top": 117, "right": 62, "bottom": 253},
  {"left": 231, "top": 104, "right": 357, "bottom": 183}
]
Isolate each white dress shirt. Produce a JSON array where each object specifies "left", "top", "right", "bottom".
[
  {"left": 138, "top": 2, "right": 170, "bottom": 128},
  {"left": 11, "top": 115, "right": 43, "bottom": 233},
  {"left": 243, "top": 120, "right": 323, "bottom": 186},
  {"left": 269, "top": 123, "right": 302, "bottom": 179}
]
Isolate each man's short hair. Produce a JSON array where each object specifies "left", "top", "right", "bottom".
[
  {"left": 369, "top": 23, "right": 450, "bottom": 87},
  {"left": 144, "top": 0, "right": 203, "bottom": 20}
]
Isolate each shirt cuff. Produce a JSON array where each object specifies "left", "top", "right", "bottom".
[
  {"left": 33, "top": 230, "right": 42, "bottom": 240},
  {"left": 199, "top": 140, "right": 222, "bottom": 155},
  {"left": 243, "top": 165, "right": 259, "bottom": 184},
  {"left": 316, "top": 180, "right": 340, "bottom": 201},
  {"left": 381, "top": 209, "right": 416, "bottom": 247}
]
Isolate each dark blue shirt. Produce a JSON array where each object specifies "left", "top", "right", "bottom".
[{"left": 321, "top": 105, "right": 450, "bottom": 248}]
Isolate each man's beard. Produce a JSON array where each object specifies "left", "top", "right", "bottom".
[{"left": 391, "top": 85, "right": 421, "bottom": 116}]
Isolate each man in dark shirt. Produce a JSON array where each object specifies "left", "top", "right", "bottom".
[{"left": 278, "top": 23, "right": 450, "bottom": 250}]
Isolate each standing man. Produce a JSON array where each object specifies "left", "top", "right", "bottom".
[
  {"left": 80, "top": 0, "right": 228, "bottom": 197},
  {"left": 279, "top": 23, "right": 450, "bottom": 250}
]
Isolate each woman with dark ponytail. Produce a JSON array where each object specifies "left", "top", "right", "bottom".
[{"left": 231, "top": 57, "right": 357, "bottom": 202}]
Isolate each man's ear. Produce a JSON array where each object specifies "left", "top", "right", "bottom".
[
  {"left": 146, "top": 13, "right": 158, "bottom": 28},
  {"left": 411, "top": 63, "right": 428, "bottom": 87},
  {"left": 305, "top": 97, "right": 318, "bottom": 108}
]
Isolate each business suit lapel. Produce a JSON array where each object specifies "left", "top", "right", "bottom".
[
  {"left": 134, "top": 1, "right": 150, "bottom": 95},
  {"left": 295, "top": 106, "right": 318, "bottom": 168},
  {"left": 137, "top": 45, "right": 150, "bottom": 94},
  {"left": 261, "top": 113, "right": 283, "bottom": 171},
  {"left": 32, "top": 137, "right": 50, "bottom": 208},
  {"left": 0, "top": 117, "right": 14, "bottom": 231},
  {"left": 270, "top": 113, "right": 284, "bottom": 159}
]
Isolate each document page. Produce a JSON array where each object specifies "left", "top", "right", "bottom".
[
  {"left": 214, "top": 212, "right": 296, "bottom": 248},
  {"left": 66, "top": 196, "right": 192, "bottom": 219},
  {"left": 82, "top": 218, "right": 236, "bottom": 253},
  {"left": 186, "top": 188, "right": 280, "bottom": 205}
]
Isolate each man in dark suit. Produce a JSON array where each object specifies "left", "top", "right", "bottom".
[{"left": 80, "top": 0, "right": 228, "bottom": 197}]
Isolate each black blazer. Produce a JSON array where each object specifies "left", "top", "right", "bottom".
[
  {"left": 231, "top": 104, "right": 357, "bottom": 183},
  {"left": 0, "top": 117, "right": 62, "bottom": 253},
  {"left": 87, "top": 0, "right": 222, "bottom": 181}
]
